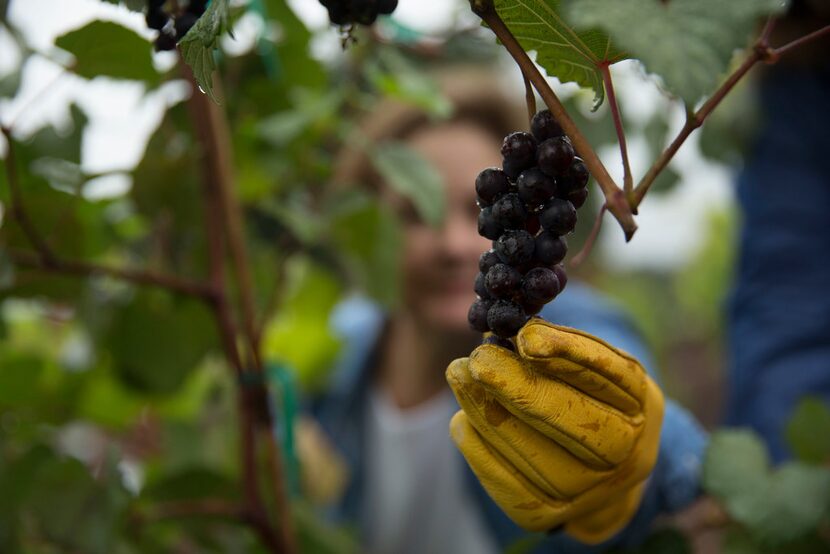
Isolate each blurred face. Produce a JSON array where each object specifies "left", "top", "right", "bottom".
[{"left": 396, "top": 122, "right": 500, "bottom": 333}]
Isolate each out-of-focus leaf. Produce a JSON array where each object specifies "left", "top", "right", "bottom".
[
  {"left": 105, "top": 291, "right": 216, "bottom": 394},
  {"left": 327, "top": 193, "right": 402, "bottom": 308},
  {"left": 366, "top": 49, "right": 452, "bottom": 118},
  {"left": 261, "top": 0, "right": 326, "bottom": 88},
  {"left": 699, "top": 74, "right": 759, "bottom": 164},
  {"left": 56, "top": 21, "right": 158, "bottom": 83},
  {"left": 371, "top": 142, "right": 445, "bottom": 227},
  {"left": 703, "top": 430, "right": 770, "bottom": 525},
  {"left": 493, "top": 0, "right": 625, "bottom": 108},
  {"left": 24, "top": 455, "right": 129, "bottom": 553},
  {"left": 0, "top": 352, "right": 46, "bottom": 407},
  {"left": 263, "top": 257, "right": 342, "bottom": 391},
  {"left": 142, "top": 466, "right": 237, "bottom": 502},
  {"left": 179, "top": 0, "right": 231, "bottom": 103},
  {"left": 786, "top": 397, "right": 830, "bottom": 464},
  {"left": 565, "top": 0, "right": 789, "bottom": 105},
  {"left": 704, "top": 429, "right": 830, "bottom": 546}
]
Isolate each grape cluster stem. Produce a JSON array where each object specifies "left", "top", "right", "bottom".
[{"left": 471, "top": 0, "right": 830, "bottom": 246}]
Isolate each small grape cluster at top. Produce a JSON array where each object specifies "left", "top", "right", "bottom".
[
  {"left": 318, "top": 0, "right": 398, "bottom": 26},
  {"left": 468, "top": 109, "right": 591, "bottom": 339},
  {"left": 146, "top": 0, "right": 208, "bottom": 51}
]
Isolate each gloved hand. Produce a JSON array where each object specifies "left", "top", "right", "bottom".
[{"left": 446, "top": 319, "right": 664, "bottom": 544}]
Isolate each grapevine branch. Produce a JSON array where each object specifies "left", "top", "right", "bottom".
[
  {"left": 521, "top": 69, "right": 536, "bottom": 125},
  {"left": 182, "top": 64, "right": 296, "bottom": 554},
  {"left": 599, "top": 64, "right": 633, "bottom": 199},
  {"left": 632, "top": 20, "right": 830, "bottom": 207},
  {"left": 1, "top": 128, "right": 213, "bottom": 299},
  {"left": 469, "top": 0, "right": 638, "bottom": 240},
  {"left": 7, "top": 249, "right": 215, "bottom": 298}
]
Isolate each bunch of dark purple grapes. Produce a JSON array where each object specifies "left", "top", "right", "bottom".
[
  {"left": 318, "top": 0, "right": 398, "bottom": 26},
  {"left": 468, "top": 109, "right": 591, "bottom": 339},
  {"left": 145, "top": 0, "right": 207, "bottom": 51}
]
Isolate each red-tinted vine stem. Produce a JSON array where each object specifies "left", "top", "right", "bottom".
[
  {"left": 7, "top": 249, "right": 214, "bottom": 298},
  {"left": 182, "top": 63, "right": 296, "bottom": 554},
  {"left": 599, "top": 65, "right": 633, "bottom": 199},
  {"left": 569, "top": 203, "right": 606, "bottom": 268},
  {"left": 631, "top": 49, "right": 761, "bottom": 207},
  {"left": 521, "top": 69, "right": 536, "bottom": 126},
  {"left": 771, "top": 23, "right": 830, "bottom": 58},
  {"left": 469, "top": 1, "right": 638, "bottom": 240}
]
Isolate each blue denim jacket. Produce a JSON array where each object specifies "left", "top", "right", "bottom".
[
  {"left": 726, "top": 65, "right": 830, "bottom": 462},
  {"left": 311, "top": 282, "right": 707, "bottom": 552}
]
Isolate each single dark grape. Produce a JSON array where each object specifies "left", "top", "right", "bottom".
[
  {"left": 502, "top": 159, "right": 523, "bottom": 182},
  {"left": 326, "top": 3, "right": 352, "bottom": 25},
  {"left": 146, "top": 8, "right": 168, "bottom": 30},
  {"left": 468, "top": 298, "right": 493, "bottom": 332},
  {"left": 187, "top": 0, "right": 208, "bottom": 15},
  {"left": 522, "top": 267, "right": 560, "bottom": 305},
  {"left": 485, "top": 263, "right": 522, "bottom": 298},
  {"left": 478, "top": 207, "right": 503, "bottom": 240},
  {"left": 482, "top": 334, "right": 516, "bottom": 351},
  {"left": 568, "top": 187, "right": 589, "bottom": 209},
  {"left": 537, "top": 137, "right": 575, "bottom": 177},
  {"left": 540, "top": 198, "right": 577, "bottom": 235},
  {"left": 474, "top": 272, "right": 490, "bottom": 299},
  {"left": 354, "top": 6, "right": 379, "bottom": 25},
  {"left": 534, "top": 232, "right": 567, "bottom": 266},
  {"left": 487, "top": 299, "right": 528, "bottom": 338},
  {"left": 475, "top": 167, "right": 510, "bottom": 206},
  {"left": 154, "top": 31, "right": 177, "bottom": 51},
  {"left": 495, "top": 229, "right": 535, "bottom": 266},
  {"left": 530, "top": 109, "right": 564, "bottom": 142},
  {"left": 175, "top": 12, "right": 198, "bottom": 38},
  {"left": 558, "top": 157, "right": 590, "bottom": 195},
  {"left": 491, "top": 193, "right": 527, "bottom": 230},
  {"left": 526, "top": 213, "right": 541, "bottom": 235},
  {"left": 517, "top": 168, "right": 556, "bottom": 208},
  {"left": 377, "top": 0, "right": 398, "bottom": 14},
  {"left": 552, "top": 264, "right": 568, "bottom": 292},
  {"left": 519, "top": 298, "right": 544, "bottom": 316},
  {"left": 500, "top": 132, "right": 537, "bottom": 168},
  {"left": 479, "top": 249, "right": 501, "bottom": 274}
]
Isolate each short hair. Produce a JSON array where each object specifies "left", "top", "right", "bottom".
[{"left": 333, "top": 66, "right": 526, "bottom": 189}]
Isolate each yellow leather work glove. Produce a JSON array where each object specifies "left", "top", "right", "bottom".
[{"left": 446, "top": 319, "right": 664, "bottom": 544}]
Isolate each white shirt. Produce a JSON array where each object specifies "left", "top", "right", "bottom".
[{"left": 364, "top": 386, "right": 500, "bottom": 554}]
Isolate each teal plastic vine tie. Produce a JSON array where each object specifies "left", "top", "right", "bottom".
[{"left": 266, "top": 361, "right": 300, "bottom": 497}]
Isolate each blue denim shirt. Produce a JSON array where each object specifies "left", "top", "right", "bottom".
[
  {"left": 312, "top": 282, "right": 707, "bottom": 552},
  {"left": 726, "top": 65, "right": 830, "bottom": 462}
]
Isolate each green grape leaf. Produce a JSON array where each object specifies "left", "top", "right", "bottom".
[
  {"left": 786, "top": 397, "right": 830, "bottom": 464},
  {"left": 703, "top": 430, "right": 770, "bottom": 524},
  {"left": 370, "top": 142, "right": 446, "bottom": 228},
  {"left": 327, "top": 192, "right": 403, "bottom": 308},
  {"left": 105, "top": 291, "right": 217, "bottom": 394},
  {"left": 704, "top": 429, "right": 830, "bottom": 546},
  {"left": 55, "top": 21, "right": 158, "bottom": 83},
  {"left": 564, "top": 0, "right": 789, "bottom": 105},
  {"left": 179, "top": 0, "right": 231, "bottom": 103},
  {"left": 24, "top": 455, "right": 130, "bottom": 553},
  {"left": 493, "top": 0, "right": 627, "bottom": 108}
]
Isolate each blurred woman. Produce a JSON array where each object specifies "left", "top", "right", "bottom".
[{"left": 307, "top": 69, "right": 706, "bottom": 553}]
